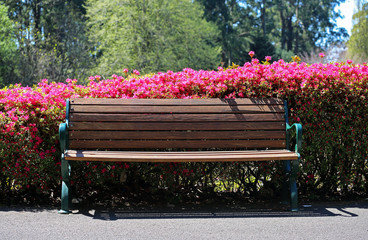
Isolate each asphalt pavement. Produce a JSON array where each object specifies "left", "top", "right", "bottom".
[{"left": 1, "top": 201, "right": 368, "bottom": 240}]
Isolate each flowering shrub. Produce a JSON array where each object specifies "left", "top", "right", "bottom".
[
  {"left": 1, "top": 59, "right": 367, "bottom": 201},
  {"left": 0, "top": 82, "right": 75, "bottom": 194}
]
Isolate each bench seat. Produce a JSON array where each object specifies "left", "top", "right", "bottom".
[{"left": 65, "top": 149, "right": 299, "bottom": 162}]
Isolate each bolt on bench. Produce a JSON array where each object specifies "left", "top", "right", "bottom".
[{"left": 59, "top": 98, "right": 302, "bottom": 213}]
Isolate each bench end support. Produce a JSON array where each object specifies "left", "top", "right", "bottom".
[
  {"left": 60, "top": 154, "right": 71, "bottom": 214},
  {"left": 290, "top": 157, "right": 300, "bottom": 212}
]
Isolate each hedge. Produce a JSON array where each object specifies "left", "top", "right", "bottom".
[{"left": 1, "top": 59, "right": 367, "bottom": 202}]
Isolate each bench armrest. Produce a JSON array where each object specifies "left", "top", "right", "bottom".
[
  {"left": 59, "top": 122, "right": 68, "bottom": 153},
  {"left": 286, "top": 123, "right": 302, "bottom": 153}
]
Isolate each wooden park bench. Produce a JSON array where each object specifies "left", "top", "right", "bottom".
[{"left": 58, "top": 98, "right": 302, "bottom": 213}]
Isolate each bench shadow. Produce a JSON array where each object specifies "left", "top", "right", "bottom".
[
  {"left": 75, "top": 202, "right": 367, "bottom": 221},
  {"left": 1, "top": 201, "right": 367, "bottom": 220}
]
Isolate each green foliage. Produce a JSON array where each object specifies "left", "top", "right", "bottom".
[
  {"left": 197, "top": 0, "right": 255, "bottom": 66},
  {"left": 0, "top": 0, "right": 352, "bottom": 86},
  {"left": 291, "top": 75, "right": 368, "bottom": 199},
  {"left": 274, "top": 47, "right": 295, "bottom": 62},
  {"left": 266, "top": 0, "right": 348, "bottom": 54},
  {"left": 0, "top": 3, "right": 17, "bottom": 87},
  {"left": 348, "top": 2, "right": 368, "bottom": 61},
  {"left": 250, "top": 34, "right": 275, "bottom": 61},
  {"left": 86, "top": 0, "right": 221, "bottom": 76},
  {"left": 35, "top": 1, "right": 92, "bottom": 82},
  {"left": 3, "top": 0, "right": 92, "bottom": 85},
  {"left": 195, "top": 0, "right": 348, "bottom": 65}
]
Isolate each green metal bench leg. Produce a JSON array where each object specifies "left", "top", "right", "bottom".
[
  {"left": 290, "top": 158, "right": 299, "bottom": 211},
  {"left": 59, "top": 155, "right": 71, "bottom": 214},
  {"left": 281, "top": 160, "right": 291, "bottom": 205}
]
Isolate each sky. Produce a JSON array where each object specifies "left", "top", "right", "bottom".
[{"left": 335, "top": 0, "right": 355, "bottom": 35}]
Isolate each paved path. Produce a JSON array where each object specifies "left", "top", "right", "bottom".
[{"left": 1, "top": 201, "right": 368, "bottom": 240}]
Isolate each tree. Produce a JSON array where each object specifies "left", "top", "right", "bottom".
[
  {"left": 250, "top": 35, "right": 275, "bottom": 61},
  {"left": 268, "top": 0, "right": 348, "bottom": 55},
  {"left": 0, "top": 3, "right": 18, "bottom": 86},
  {"left": 196, "top": 0, "right": 255, "bottom": 66},
  {"left": 35, "top": 1, "right": 92, "bottom": 82},
  {"left": 348, "top": 1, "right": 368, "bottom": 61},
  {"left": 197, "top": 0, "right": 349, "bottom": 63},
  {"left": 86, "top": 0, "right": 221, "bottom": 76},
  {"left": 3, "top": 0, "right": 91, "bottom": 85}
]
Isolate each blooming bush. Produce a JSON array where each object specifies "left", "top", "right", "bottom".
[{"left": 1, "top": 59, "right": 367, "bottom": 201}]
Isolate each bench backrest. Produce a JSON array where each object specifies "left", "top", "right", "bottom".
[{"left": 66, "top": 98, "right": 287, "bottom": 150}]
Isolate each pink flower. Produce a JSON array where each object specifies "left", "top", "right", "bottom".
[
  {"left": 123, "top": 68, "right": 129, "bottom": 74},
  {"left": 319, "top": 53, "right": 325, "bottom": 58},
  {"left": 248, "top": 51, "right": 255, "bottom": 58},
  {"left": 265, "top": 56, "right": 272, "bottom": 61},
  {"left": 133, "top": 70, "right": 140, "bottom": 75},
  {"left": 251, "top": 58, "right": 259, "bottom": 65},
  {"left": 347, "top": 59, "right": 353, "bottom": 64}
]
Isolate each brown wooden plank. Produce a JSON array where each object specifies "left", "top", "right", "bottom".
[
  {"left": 69, "top": 121, "right": 285, "bottom": 131},
  {"left": 65, "top": 149, "right": 298, "bottom": 162},
  {"left": 69, "top": 113, "right": 285, "bottom": 122},
  {"left": 68, "top": 139, "right": 286, "bottom": 149},
  {"left": 66, "top": 149, "right": 294, "bottom": 155},
  {"left": 70, "top": 98, "right": 284, "bottom": 106},
  {"left": 69, "top": 130, "right": 286, "bottom": 140},
  {"left": 67, "top": 149, "right": 294, "bottom": 155},
  {"left": 70, "top": 105, "right": 285, "bottom": 114}
]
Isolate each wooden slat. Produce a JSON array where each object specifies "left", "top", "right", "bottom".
[
  {"left": 65, "top": 149, "right": 298, "bottom": 162},
  {"left": 69, "top": 130, "right": 286, "bottom": 140},
  {"left": 70, "top": 105, "right": 285, "bottom": 114},
  {"left": 65, "top": 98, "right": 290, "bottom": 155},
  {"left": 69, "top": 121, "right": 285, "bottom": 131},
  {"left": 66, "top": 149, "right": 291, "bottom": 155},
  {"left": 69, "top": 113, "right": 285, "bottom": 122},
  {"left": 68, "top": 139, "right": 286, "bottom": 149},
  {"left": 70, "top": 98, "right": 284, "bottom": 106}
]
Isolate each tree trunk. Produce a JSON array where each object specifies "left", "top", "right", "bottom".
[
  {"left": 261, "top": 0, "right": 266, "bottom": 36},
  {"left": 32, "top": 0, "right": 42, "bottom": 44},
  {"left": 287, "top": 16, "right": 293, "bottom": 51},
  {"left": 294, "top": 1, "right": 299, "bottom": 54},
  {"left": 280, "top": 10, "right": 286, "bottom": 50}
]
